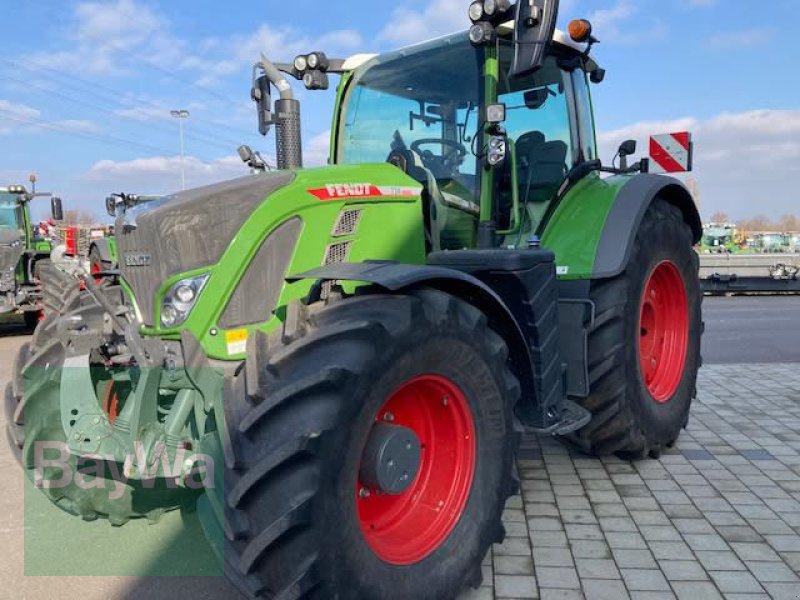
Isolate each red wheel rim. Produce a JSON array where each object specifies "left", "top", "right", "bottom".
[
  {"left": 639, "top": 260, "right": 689, "bottom": 403},
  {"left": 91, "top": 261, "right": 102, "bottom": 285},
  {"left": 357, "top": 374, "right": 476, "bottom": 565},
  {"left": 101, "top": 380, "right": 120, "bottom": 423}
]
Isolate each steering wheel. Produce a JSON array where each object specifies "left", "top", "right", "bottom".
[{"left": 410, "top": 139, "right": 467, "bottom": 178}]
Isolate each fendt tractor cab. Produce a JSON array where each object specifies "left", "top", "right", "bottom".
[
  {"left": 0, "top": 184, "right": 62, "bottom": 327},
  {"left": 9, "top": 2, "right": 702, "bottom": 598}
]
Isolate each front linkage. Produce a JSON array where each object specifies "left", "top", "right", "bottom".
[{"left": 15, "top": 276, "right": 219, "bottom": 524}]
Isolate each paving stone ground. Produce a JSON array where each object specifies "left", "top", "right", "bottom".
[{"left": 459, "top": 363, "right": 800, "bottom": 600}]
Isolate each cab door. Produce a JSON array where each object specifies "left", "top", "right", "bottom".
[{"left": 494, "top": 46, "right": 581, "bottom": 246}]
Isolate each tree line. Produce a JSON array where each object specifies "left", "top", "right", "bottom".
[{"left": 709, "top": 212, "right": 800, "bottom": 233}]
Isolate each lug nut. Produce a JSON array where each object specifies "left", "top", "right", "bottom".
[
  {"left": 359, "top": 487, "right": 371, "bottom": 498},
  {"left": 383, "top": 412, "right": 395, "bottom": 422}
]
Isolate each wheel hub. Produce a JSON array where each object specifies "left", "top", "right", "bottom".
[
  {"left": 359, "top": 423, "right": 421, "bottom": 495},
  {"left": 639, "top": 260, "right": 689, "bottom": 403},
  {"left": 356, "top": 374, "right": 476, "bottom": 565}
]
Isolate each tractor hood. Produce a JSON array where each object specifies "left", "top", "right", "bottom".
[{"left": 117, "top": 171, "right": 295, "bottom": 326}]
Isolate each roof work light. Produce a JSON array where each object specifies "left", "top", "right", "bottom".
[
  {"left": 291, "top": 52, "right": 331, "bottom": 90},
  {"left": 469, "top": 0, "right": 515, "bottom": 46}
]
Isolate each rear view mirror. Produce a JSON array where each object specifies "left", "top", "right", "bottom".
[
  {"left": 524, "top": 88, "right": 553, "bottom": 110},
  {"left": 511, "top": 0, "right": 560, "bottom": 78},
  {"left": 238, "top": 145, "right": 254, "bottom": 163},
  {"left": 51, "top": 197, "right": 63, "bottom": 222},
  {"left": 105, "top": 195, "right": 117, "bottom": 218},
  {"left": 617, "top": 140, "right": 637, "bottom": 170},
  {"left": 618, "top": 139, "right": 637, "bottom": 158},
  {"left": 252, "top": 75, "right": 273, "bottom": 136}
]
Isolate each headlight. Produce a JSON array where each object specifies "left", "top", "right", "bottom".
[
  {"left": 160, "top": 274, "right": 209, "bottom": 329},
  {"left": 468, "top": 0, "right": 484, "bottom": 22},
  {"left": 469, "top": 21, "right": 495, "bottom": 45},
  {"left": 293, "top": 55, "right": 308, "bottom": 72}
]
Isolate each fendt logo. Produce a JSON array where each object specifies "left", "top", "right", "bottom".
[
  {"left": 308, "top": 183, "right": 421, "bottom": 201},
  {"left": 124, "top": 253, "right": 152, "bottom": 267},
  {"left": 309, "top": 183, "right": 378, "bottom": 200}
]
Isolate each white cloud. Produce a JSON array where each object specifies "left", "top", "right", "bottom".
[
  {"left": 86, "top": 154, "right": 247, "bottom": 193},
  {"left": 598, "top": 110, "right": 800, "bottom": 219},
  {"left": 0, "top": 99, "right": 98, "bottom": 135},
  {"left": 377, "top": 0, "right": 465, "bottom": 46},
  {"left": 708, "top": 28, "right": 774, "bottom": 49},
  {"left": 587, "top": 0, "right": 667, "bottom": 45},
  {"left": 306, "top": 131, "right": 332, "bottom": 167},
  {"left": 0, "top": 99, "right": 41, "bottom": 133},
  {"left": 24, "top": 0, "right": 176, "bottom": 75},
  {"left": 189, "top": 24, "right": 365, "bottom": 85}
]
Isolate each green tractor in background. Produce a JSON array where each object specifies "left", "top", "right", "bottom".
[
  {"left": 0, "top": 184, "right": 63, "bottom": 327},
  {"left": 86, "top": 192, "right": 163, "bottom": 278},
  {"left": 8, "top": 1, "right": 702, "bottom": 598}
]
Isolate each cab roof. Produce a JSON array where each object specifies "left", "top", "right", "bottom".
[{"left": 342, "top": 28, "right": 599, "bottom": 73}]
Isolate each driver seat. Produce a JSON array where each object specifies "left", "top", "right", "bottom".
[{"left": 388, "top": 149, "right": 450, "bottom": 252}]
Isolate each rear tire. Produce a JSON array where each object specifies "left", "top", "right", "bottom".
[
  {"left": 35, "top": 258, "right": 76, "bottom": 316},
  {"left": 571, "top": 199, "right": 701, "bottom": 458},
  {"left": 204, "top": 289, "right": 520, "bottom": 599}
]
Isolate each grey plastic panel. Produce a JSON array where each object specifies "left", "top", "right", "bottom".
[
  {"left": 219, "top": 218, "right": 302, "bottom": 329},
  {"left": 117, "top": 172, "right": 295, "bottom": 326},
  {"left": 593, "top": 174, "right": 701, "bottom": 279},
  {"left": 0, "top": 244, "right": 23, "bottom": 292}
]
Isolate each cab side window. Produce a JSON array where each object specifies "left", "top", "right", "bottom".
[{"left": 498, "top": 48, "right": 576, "bottom": 239}]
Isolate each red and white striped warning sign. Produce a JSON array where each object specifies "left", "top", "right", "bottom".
[{"left": 649, "top": 132, "right": 693, "bottom": 174}]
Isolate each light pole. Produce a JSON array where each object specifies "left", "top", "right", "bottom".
[{"left": 170, "top": 109, "right": 190, "bottom": 190}]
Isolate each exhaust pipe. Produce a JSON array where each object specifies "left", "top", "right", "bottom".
[{"left": 256, "top": 55, "right": 303, "bottom": 170}]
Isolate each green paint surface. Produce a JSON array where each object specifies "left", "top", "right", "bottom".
[
  {"left": 137, "top": 163, "right": 426, "bottom": 360},
  {"left": 541, "top": 173, "right": 631, "bottom": 279}
]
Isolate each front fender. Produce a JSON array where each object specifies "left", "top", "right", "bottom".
[
  {"left": 288, "top": 261, "right": 545, "bottom": 427},
  {"left": 90, "top": 238, "right": 116, "bottom": 264}
]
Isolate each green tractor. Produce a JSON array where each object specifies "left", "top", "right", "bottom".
[
  {"left": 0, "top": 184, "right": 63, "bottom": 328},
  {"left": 8, "top": 1, "right": 702, "bottom": 598}
]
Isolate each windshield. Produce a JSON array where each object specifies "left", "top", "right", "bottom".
[
  {"left": 340, "top": 34, "right": 484, "bottom": 206},
  {"left": 0, "top": 194, "right": 24, "bottom": 244}
]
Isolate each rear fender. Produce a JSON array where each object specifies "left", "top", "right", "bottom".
[
  {"left": 542, "top": 173, "right": 701, "bottom": 281},
  {"left": 593, "top": 174, "right": 701, "bottom": 279}
]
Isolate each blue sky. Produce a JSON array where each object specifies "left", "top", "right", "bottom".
[{"left": 0, "top": 0, "right": 798, "bottom": 222}]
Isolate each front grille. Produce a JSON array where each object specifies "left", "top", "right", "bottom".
[
  {"left": 324, "top": 241, "right": 352, "bottom": 265},
  {"left": 332, "top": 209, "right": 361, "bottom": 237},
  {"left": 219, "top": 218, "right": 302, "bottom": 329}
]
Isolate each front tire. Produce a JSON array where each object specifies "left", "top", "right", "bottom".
[
  {"left": 572, "top": 199, "right": 702, "bottom": 458},
  {"left": 206, "top": 289, "right": 520, "bottom": 599}
]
